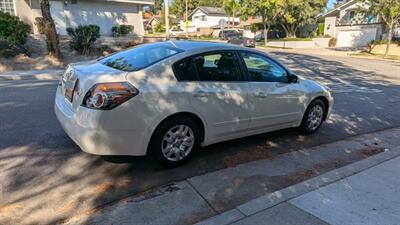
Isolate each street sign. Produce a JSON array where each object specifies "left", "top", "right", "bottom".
[
  {"left": 219, "top": 19, "right": 226, "bottom": 30},
  {"left": 185, "top": 20, "right": 190, "bottom": 28}
]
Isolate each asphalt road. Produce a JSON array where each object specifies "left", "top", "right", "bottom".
[{"left": 1, "top": 51, "right": 400, "bottom": 224}]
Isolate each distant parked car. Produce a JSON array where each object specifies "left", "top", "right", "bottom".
[
  {"left": 55, "top": 41, "right": 333, "bottom": 167},
  {"left": 228, "top": 36, "right": 256, "bottom": 48},
  {"left": 169, "top": 26, "right": 184, "bottom": 37},
  {"left": 219, "top": 29, "right": 240, "bottom": 40}
]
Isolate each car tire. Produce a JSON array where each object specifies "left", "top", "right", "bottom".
[
  {"left": 148, "top": 116, "right": 200, "bottom": 167},
  {"left": 299, "top": 99, "right": 326, "bottom": 135}
]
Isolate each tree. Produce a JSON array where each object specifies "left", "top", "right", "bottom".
[
  {"left": 171, "top": 0, "right": 222, "bottom": 19},
  {"left": 40, "top": 0, "right": 61, "bottom": 60},
  {"left": 357, "top": 0, "right": 400, "bottom": 57},
  {"left": 278, "top": 0, "right": 327, "bottom": 37},
  {"left": 223, "top": 0, "right": 233, "bottom": 28},
  {"left": 240, "top": 0, "right": 280, "bottom": 45},
  {"left": 223, "top": 0, "right": 240, "bottom": 28},
  {"left": 148, "top": 0, "right": 163, "bottom": 15}
]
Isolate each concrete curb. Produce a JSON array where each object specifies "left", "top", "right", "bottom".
[
  {"left": 194, "top": 147, "right": 400, "bottom": 225},
  {"left": 0, "top": 70, "right": 63, "bottom": 81}
]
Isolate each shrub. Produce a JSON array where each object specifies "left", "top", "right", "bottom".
[
  {"left": 66, "top": 25, "right": 100, "bottom": 55},
  {"left": 328, "top": 37, "right": 337, "bottom": 47},
  {"left": 318, "top": 23, "right": 324, "bottom": 37},
  {"left": 34, "top": 17, "right": 46, "bottom": 35},
  {"left": 154, "top": 22, "right": 165, "bottom": 33},
  {"left": 0, "top": 11, "right": 31, "bottom": 46},
  {"left": 112, "top": 25, "right": 134, "bottom": 37},
  {"left": 111, "top": 26, "right": 120, "bottom": 37},
  {"left": 120, "top": 25, "right": 134, "bottom": 35}
]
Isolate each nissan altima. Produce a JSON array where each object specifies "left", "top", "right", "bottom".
[{"left": 55, "top": 41, "right": 333, "bottom": 167}]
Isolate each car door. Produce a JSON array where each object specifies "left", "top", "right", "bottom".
[
  {"left": 238, "top": 51, "right": 303, "bottom": 130},
  {"left": 174, "top": 50, "right": 251, "bottom": 139}
]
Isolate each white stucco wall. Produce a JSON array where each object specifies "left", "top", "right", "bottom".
[
  {"left": 64, "top": 0, "right": 144, "bottom": 36},
  {"left": 336, "top": 25, "right": 379, "bottom": 47},
  {"left": 14, "top": 0, "right": 42, "bottom": 34},
  {"left": 14, "top": 0, "right": 146, "bottom": 36},
  {"left": 324, "top": 17, "right": 336, "bottom": 37}
]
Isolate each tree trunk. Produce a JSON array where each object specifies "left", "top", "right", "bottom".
[
  {"left": 385, "top": 24, "right": 393, "bottom": 57},
  {"left": 281, "top": 24, "right": 297, "bottom": 38},
  {"left": 40, "top": 0, "right": 61, "bottom": 60},
  {"left": 262, "top": 15, "right": 268, "bottom": 46}
]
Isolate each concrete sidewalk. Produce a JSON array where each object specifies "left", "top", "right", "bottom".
[
  {"left": 227, "top": 152, "right": 400, "bottom": 225},
  {"left": 0, "top": 69, "right": 62, "bottom": 81},
  {"left": 62, "top": 127, "right": 400, "bottom": 225}
]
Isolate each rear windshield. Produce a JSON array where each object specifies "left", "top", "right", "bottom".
[{"left": 99, "top": 43, "right": 183, "bottom": 72}]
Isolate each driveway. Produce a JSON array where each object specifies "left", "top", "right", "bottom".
[{"left": 1, "top": 51, "right": 400, "bottom": 224}]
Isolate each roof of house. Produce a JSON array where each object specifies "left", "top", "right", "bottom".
[
  {"left": 188, "top": 7, "right": 226, "bottom": 19},
  {"left": 145, "top": 16, "right": 161, "bottom": 27},
  {"left": 318, "top": 0, "right": 356, "bottom": 19},
  {"left": 143, "top": 12, "right": 153, "bottom": 20}
]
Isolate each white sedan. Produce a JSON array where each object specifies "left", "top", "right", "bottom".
[{"left": 55, "top": 41, "right": 333, "bottom": 167}]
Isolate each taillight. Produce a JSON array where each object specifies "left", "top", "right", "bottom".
[{"left": 82, "top": 82, "right": 139, "bottom": 110}]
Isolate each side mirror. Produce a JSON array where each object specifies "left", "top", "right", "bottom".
[{"left": 288, "top": 73, "right": 298, "bottom": 83}]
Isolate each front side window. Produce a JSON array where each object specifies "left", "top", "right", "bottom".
[
  {"left": 240, "top": 52, "right": 288, "bottom": 83},
  {"left": 194, "top": 52, "right": 239, "bottom": 82},
  {"left": 99, "top": 43, "right": 182, "bottom": 72}
]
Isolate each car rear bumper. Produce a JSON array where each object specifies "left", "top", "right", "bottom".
[{"left": 54, "top": 86, "right": 147, "bottom": 156}]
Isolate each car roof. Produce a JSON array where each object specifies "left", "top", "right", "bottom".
[{"left": 163, "top": 40, "right": 241, "bottom": 51}]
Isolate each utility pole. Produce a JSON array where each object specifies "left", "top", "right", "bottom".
[
  {"left": 164, "top": 0, "right": 170, "bottom": 39},
  {"left": 185, "top": 0, "right": 188, "bottom": 37}
]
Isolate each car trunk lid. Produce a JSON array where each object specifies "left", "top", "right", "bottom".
[{"left": 61, "top": 61, "right": 128, "bottom": 111}]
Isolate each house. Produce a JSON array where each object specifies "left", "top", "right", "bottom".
[
  {"left": 144, "top": 15, "right": 161, "bottom": 32},
  {"left": 0, "top": 0, "right": 154, "bottom": 36},
  {"left": 185, "top": 6, "right": 240, "bottom": 30},
  {"left": 318, "top": 0, "right": 384, "bottom": 47}
]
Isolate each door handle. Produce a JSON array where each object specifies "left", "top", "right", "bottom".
[
  {"left": 255, "top": 91, "right": 267, "bottom": 98},
  {"left": 193, "top": 91, "right": 207, "bottom": 98}
]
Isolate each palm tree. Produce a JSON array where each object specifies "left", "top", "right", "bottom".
[
  {"left": 223, "top": 0, "right": 233, "bottom": 28},
  {"left": 230, "top": 0, "right": 239, "bottom": 28}
]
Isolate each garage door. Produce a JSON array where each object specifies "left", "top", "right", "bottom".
[{"left": 337, "top": 28, "right": 377, "bottom": 47}]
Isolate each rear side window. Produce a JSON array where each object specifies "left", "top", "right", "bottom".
[
  {"left": 194, "top": 52, "right": 240, "bottom": 82},
  {"left": 99, "top": 43, "right": 183, "bottom": 72},
  {"left": 173, "top": 58, "right": 197, "bottom": 81}
]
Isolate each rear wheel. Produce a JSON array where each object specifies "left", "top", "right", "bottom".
[
  {"left": 299, "top": 99, "right": 326, "bottom": 135},
  {"left": 149, "top": 117, "right": 200, "bottom": 167}
]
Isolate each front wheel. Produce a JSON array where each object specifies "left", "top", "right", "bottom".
[
  {"left": 299, "top": 99, "right": 326, "bottom": 135},
  {"left": 149, "top": 117, "right": 200, "bottom": 167}
]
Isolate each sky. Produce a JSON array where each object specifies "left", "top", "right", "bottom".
[{"left": 327, "top": 0, "right": 337, "bottom": 10}]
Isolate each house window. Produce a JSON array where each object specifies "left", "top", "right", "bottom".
[
  {"left": 200, "top": 15, "right": 206, "bottom": 21},
  {"left": 349, "top": 11, "right": 355, "bottom": 20},
  {"left": 0, "top": 0, "right": 15, "bottom": 15}
]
